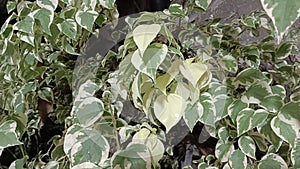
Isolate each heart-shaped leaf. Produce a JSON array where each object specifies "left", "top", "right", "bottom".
[
  {"left": 133, "top": 24, "right": 161, "bottom": 54},
  {"left": 261, "top": 0, "right": 300, "bottom": 42},
  {"left": 154, "top": 93, "right": 184, "bottom": 132}
]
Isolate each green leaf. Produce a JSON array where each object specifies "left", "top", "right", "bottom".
[
  {"left": 238, "top": 136, "right": 256, "bottom": 159},
  {"left": 237, "top": 108, "right": 268, "bottom": 136},
  {"left": 258, "top": 153, "right": 288, "bottom": 169},
  {"left": 220, "top": 54, "right": 238, "bottom": 74},
  {"left": 229, "top": 150, "right": 247, "bottom": 169},
  {"left": 228, "top": 99, "right": 248, "bottom": 124},
  {"left": 99, "top": 0, "right": 116, "bottom": 9},
  {"left": 199, "top": 93, "right": 216, "bottom": 127},
  {"left": 195, "top": 0, "right": 212, "bottom": 11},
  {"left": 291, "top": 137, "right": 300, "bottom": 168},
  {"left": 235, "top": 68, "right": 269, "bottom": 85},
  {"left": 154, "top": 93, "right": 184, "bottom": 133},
  {"left": 75, "top": 10, "right": 98, "bottom": 32},
  {"left": 184, "top": 102, "right": 203, "bottom": 132},
  {"left": 260, "top": 95, "right": 283, "bottom": 112},
  {"left": 37, "top": 0, "right": 58, "bottom": 11},
  {"left": 74, "top": 97, "right": 104, "bottom": 127},
  {"left": 271, "top": 116, "right": 298, "bottom": 146},
  {"left": 257, "top": 116, "right": 283, "bottom": 150},
  {"left": 218, "top": 127, "right": 229, "bottom": 143},
  {"left": 33, "top": 8, "right": 54, "bottom": 35},
  {"left": 241, "top": 82, "right": 272, "bottom": 104},
  {"left": 261, "top": 0, "right": 300, "bottom": 42},
  {"left": 13, "top": 15, "right": 34, "bottom": 34},
  {"left": 111, "top": 143, "right": 151, "bottom": 169},
  {"left": 131, "top": 44, "right": 167, "bottom": 82},
  {"left": 168, "top": 4, "right": 185, "bottom": 16},
  {"left": 58, "top": 19, "right": 77, "bottom": 40},
  {"left": 215, "top": 140, "right": 234, "bottom": 162},
  {"left": 64, "top": 124, "right": 109, "bottom": 166},
  {"left": 0, "top": 121, "right": 23, "bottom": 149},
  {"left": 133, "top": 24, "right": 161, "bottom": 54},
  {"left": 38, "top": 87, "right": 54, "bottom": 104}
]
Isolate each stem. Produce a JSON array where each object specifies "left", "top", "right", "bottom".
[{"left": 108, "top": 100, "right": 121, "bottom": 150}]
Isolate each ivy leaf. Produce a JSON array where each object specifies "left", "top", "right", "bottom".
[
  {"left": 58, "top": 19, "right": 77, "bottom": 40},
  {"left": 13, "top": 15, "right": 34, "bottom": 34},
  {"left": 75, "top": 10, "right": 98, "bottom": 32},
  {"left": 38, "top": 87, "right": 54, "bottom": 104},
  {"left": 99, "top": 0, "right": 116, "bottom": 9},
  {"left": 168, "top": 4, "right": 185, "bottom": 16},
  {"left": 271, "top": 116, "right": 298, "bottom": 146},
  {"left": 215, "top": 140, "right": 234, "bottom": 162},
  {"left": 184, "top": 102, "right": 203, "bottom": 132},
  {"left": 258, "top": 153, "right": 288, "bottom": 169},
  {"left": 219, "top": 54, "right": 238, "bottom": 74},
  {"left": 235, "top": 68, "right": 269, "bottom": 85},
  {"left": 132, "top": 128, "right": 164, "bottom": 166},
  {"left": 33, "top": 8, "right": 54, "bottom": 35},
  {"left": 154, "top": 93, "right": 184, "bottom": 133},
  {"left": 291, "top": 136, "right": 300, "bottom": 168},
  {"left": 260, "top": 0, "right": 300, "bottom": 42},
  {"left": 199, "top": 93, "right": 216, "bottom": 127},
  {"left": 64, "top": 124, "right": 109, "bottom": 166},
  {"left": 195, "top": 0, "right": 212, "bottom": 11},
  {"left": 37, "top": 0, "right": 58, "bottom": 11},
  {"left": 131, "top": 44, "right": 167, "bottom": 82},
  {"left": 0, "top": 121, "right": 23, "bottom": 149},
  {"left": 237, "top": 108, "right": 268, "bottom": 136},
  {"left": 228, "top": 99, "right": 248, "bottom": 124},
  {"left": 241, "top": 81, "right": 272, "bottom": 104},
  {"left": 229, "top": 150, "right": 247, "bottom": 169},
  {"left": 133, "top": 24, "right": 161, "bottom": 54},
  {"left": 74, "top": 97, "right": 104, "bottom": 127},
  {"left": 238, "top": 136, "right": 256, "bottom": 159},
  {"left": 111, "top": 143, "right": 151, "bottom": 169},
  {"left": 179, "top": 58, "right": 209, "bottom": 88},
  {"left": 257, "top": 116, "right": 283, "bottom": 150}
]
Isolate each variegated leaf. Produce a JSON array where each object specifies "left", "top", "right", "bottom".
[
  {"left": 261, "top": 0, "right": 300, "bottom": 42},
  {"left": 229, "top": 150, "right": 247, "bottom": 169},
  {"left": 228, "top": 99, "right": 248, "bottom": 124},
  {"left": 238, "top": 136, "right": 256, "bottom": 159},
  {"left": 235, "top": 68, "right": 269, "bottom": 85},
  {"left": 111, "top": 143, "right": 151, "bottom": 169},
  {"left": 33, "top": 8, "right": 54, "bottom": 35},
  {"left": 184, "top": 102, "right": 203, "bottom": 132},
  {"left": 257, "top": 116, "right": 283, "bottom": 150},
  {"left": 241, "top": 81, "right": 272, "bottom": 104},
  {"left": 133, "top": 24, "right": 161, "bottom": 54},
  {"left": 57, "top": 19, "right": 77, "bottom": 40},
  {"left": 179, "top": 58, "right": 209, "bottom": 88},
  {"left": 75, "top": 10, "right": 98, "bottom": 32},
  {"left": 215, "top": 140, "right": 234, "bottom": 162},
  {"left": 37, "top": 0, "right": 58, "bottom": 11},
  {"left": 64, "top": 124, "right": 109, "bottom": 166},
  {"left": 258, "top": 153, "right": 288, "bottom": 169},
  {"left": 291, "top": 135, "right": 300, "bottom": 168},
  {"left": 195, "top": 0, "right": 212, "bottom": 11},
  {"left": 0, "top": 121, "right": 23, "bottom": 149},
  {"left": 74, "top": 97, "right": 104, "bottom": 127},
  {"left": 237, "top": 108, "right": 268, "bottom": 136},
  {"left": 131, "top": 44, "right": 167, "bottom": 81},
  {"left": 199, "top": 92, "right": 216, "bottom": 127}
]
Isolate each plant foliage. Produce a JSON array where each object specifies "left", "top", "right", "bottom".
[{"left": 0, "top": 0, "right": 300, "bottom": 168}]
